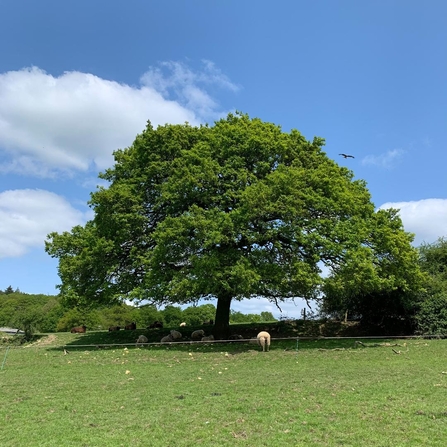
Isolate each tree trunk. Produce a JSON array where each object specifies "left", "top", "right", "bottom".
[{"left": 213, "top": 293, "right": 232, "bottom": 340}]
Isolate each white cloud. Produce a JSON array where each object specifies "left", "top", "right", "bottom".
[
  {"left": 0, "top": 189, "right": 87, "bottom": 258},
  {"left": 141, "top": 60, "right": 240, "bottom": 119},
  {"left": 0, "top": 62, "right": 237, "bottom": 177},
  {"left": 379, "top": 198, "right": 447, "bottom": 245},
  {"left": 141, "top": 59, "right": 239, "bottom": 95},
  {"left": 361, "top": 149, "right": 405, "bottom": 169}
]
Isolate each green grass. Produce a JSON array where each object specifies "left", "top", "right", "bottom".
[{"left": 1, "top": 333, "right": 447, "bottom": 446}]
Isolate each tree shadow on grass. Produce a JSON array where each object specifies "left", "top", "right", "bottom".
[
  {"left": 44, "top": 328, "right": 406, "bottom": 354},
  {"left": 43, "top": 319, "right": 416, "bottom": 353}
]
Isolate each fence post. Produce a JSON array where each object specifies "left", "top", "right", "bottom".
[{"left": 1, "top": 346, "right": 10, "bottom": 370}]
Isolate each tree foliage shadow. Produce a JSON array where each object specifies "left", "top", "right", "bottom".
[{"left": 44, "top": 319, "right": 416, "bottom": 353}]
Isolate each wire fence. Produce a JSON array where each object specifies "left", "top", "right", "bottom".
[{"left": 1, "top": 333, "right": 445, "bottom": 351}]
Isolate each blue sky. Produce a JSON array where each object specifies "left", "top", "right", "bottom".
[{"left": 0, "top": 1, "right": 446, "bottom": 318}]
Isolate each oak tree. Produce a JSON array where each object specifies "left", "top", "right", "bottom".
[{"left": 46, "top": 113, "right": 423, "bottom": 338}]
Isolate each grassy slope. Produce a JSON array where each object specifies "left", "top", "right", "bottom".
[{"left": 1, "top": 329, "right": 447, "bottom": 447}]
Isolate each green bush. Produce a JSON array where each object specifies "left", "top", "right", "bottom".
[
  {"left": 56, "top": 308, "right": 102, "bottom": 332},
  {"left": 416, "top": 293, "right": 447, "bottom": 334},
  {"left": 182, "top": 304, "right": 216, "bottom": 325},
  {"left": 415, "top": 238, "right": 447, "bottom": 335}
]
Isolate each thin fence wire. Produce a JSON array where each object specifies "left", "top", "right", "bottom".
[{"left": 1, "top": 333, "right": 445, "bottom": 351}]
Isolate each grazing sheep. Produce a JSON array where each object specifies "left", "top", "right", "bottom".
[
  {"left": 202, "top": 319, "right": 214, "bottom": 326},
  {"left": 191, "top": 329, "right": 205, "bottom": 340},
  {"left": 257, "top": 331, "right": 271, "bottom": 352},
  {"left": 179, "top": 322, "right": 187, "bottom": 327},
  {"left": 201, "top": 335, "right": 214, "bottom": 342},
  {"left": 161, "top": 334, "right": 174, "bottom": 343},
  {"left": 229, "top": 334, "right": 243, "bottom": 340},
  {"left": 148, "top": 321, "right": 163, "bottom": 329},
  {"left": 108, "top": 326, "right": 121, "bottom": 332},
  {"left": 125, "top": 322, "right": 136, "bottom": 330},
  {"left": 136, "top": 335, "right": 148, "bottom": 344},
  {"left": 70, "top": 325, "right": 86, "bottom": 334},
  {"left": 170, "top": 330, "right": 182, "bottom": 340}
]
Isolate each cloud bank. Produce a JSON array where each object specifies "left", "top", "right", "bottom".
[
  {"left": 0, "top": 189, "right": 88, "bottom": 258},
  {"left": 0, "top": 62, "right": 237, "bottom": 177},
  {"left": 0, "top": 61, "right": 239, "bottom": 260},
  {"left": 379, "top": 198, "right": 447, "bottom": 245}
]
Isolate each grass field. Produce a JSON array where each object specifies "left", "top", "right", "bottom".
[{"left": 1, "top": 331, "right": 447, "bottom": 446}]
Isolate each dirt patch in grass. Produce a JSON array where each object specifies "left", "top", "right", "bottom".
[
  {"left": 24, "top": 334, "right": 58, "bottom": 347},
  {"left": 35, "top": 334, "right": 57, "bottom": 346}
]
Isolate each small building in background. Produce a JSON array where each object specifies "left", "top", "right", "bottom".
[{"left": 0, "top": 327, "right": 24, "bottom": 335}]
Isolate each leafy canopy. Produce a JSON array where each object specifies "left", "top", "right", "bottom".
[{"left": 321, "top": 208, "right": 427, "bottom": 323}]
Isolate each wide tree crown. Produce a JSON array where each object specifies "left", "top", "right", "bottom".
[{"left": 46, "top": 113, "right": 421, "bottom": 316}]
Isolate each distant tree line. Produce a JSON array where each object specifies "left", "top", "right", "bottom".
[
  {"left": 0, "top": 291, "right": 61, "bottom": 339},
  {"left": 0, "top": 291, "right": 277, "bottom": 338},
  {"left": 0, "top": 285, "right": 20, "bottom": 295}
]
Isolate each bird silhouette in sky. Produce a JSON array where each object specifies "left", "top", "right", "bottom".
[{"left": 339, "top": 153, "right": 355, "bottom": 159}]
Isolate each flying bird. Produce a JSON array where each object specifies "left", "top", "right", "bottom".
[{"left": 339, "top": 153, "right": 355, "bottom": 159}]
